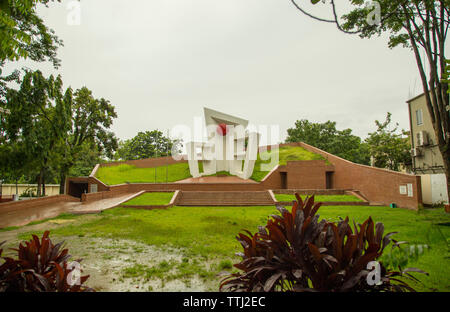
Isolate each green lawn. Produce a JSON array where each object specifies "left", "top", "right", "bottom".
[
  {"left": 14, "top": 205, "right": 450, "bottom": 292},
  {"left": 121, "top": 192, "right": 175, "bottom": 206},
  {"left": 95, "top": 163, "right": 192, "bottom": 185},
  {"left": 95, "top": 146, "right": 326, "bottom": 185},
  {"left": 274, "top": 194, "right": 363, "bottom": 202}
]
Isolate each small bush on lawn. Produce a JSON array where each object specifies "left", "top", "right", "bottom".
[
  {"left": 220, "top": 194, "right": 427, "bottom": 292},
  {"left": 0, "top": 231, "right": 93, "bottom": 292}
]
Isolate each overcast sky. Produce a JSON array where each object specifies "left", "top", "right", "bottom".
[{"left": 4, "top": 0, "right": 443, "bottom": 144}]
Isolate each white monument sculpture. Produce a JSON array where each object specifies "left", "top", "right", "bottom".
[{"left": 186, "top": 108, "right": 260, "bottom": 180}]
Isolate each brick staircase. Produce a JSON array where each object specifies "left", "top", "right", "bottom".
[{"left": 177, "top": 191, "right": 275, "bottom": 206}]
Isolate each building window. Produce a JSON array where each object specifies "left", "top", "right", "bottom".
[{"left": 416, "top": 109, "right": 423, "bottom": 125}]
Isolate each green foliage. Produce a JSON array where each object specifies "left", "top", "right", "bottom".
[
  {"left": 286, "top": 120, "right": 370, "bottom": 165},
  {"left": 218, "top": 260, "right": 233, "bottom": 270},
  {"left": 0, "top": 0, "right": 62, "bottom": 67},
  {"left": 19, "top": 186, "right": 37, "bottom": 197},
  {"left": 115, "top": 130, "right": 181, "bottom": 161},
  {"left": 58, "top": 87, "right": 118, "bottom": 192},
  {"left": 68, "top": 141, "right": 103, "bottom": 177},
  {"left": 443, "top": 59, "right": 450, "bottom": 94},
  {"left": 0, "top": 231, "right": 93, "bottom": 292},
  {"left": 220, "top": 195, "right": 426, "bottom": 292},
  {"left": 365, "top": 112, "right": 411, "bottom": 171},
  {"left": 2, "top": 69, "right": 71, "bottom": 194},
  {"left": 382, "top": 243, "right": 430, "bottom": 270},
  {"left": 1, "top": 71, "right": 118, "bottom": 192}
]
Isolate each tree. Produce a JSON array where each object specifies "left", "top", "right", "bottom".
[
  {"left": 0, "top": 0, "right": 63, "bottom": 111},
  {"left": 68, "top": 141, "right": 103, "bottom": 178},
  {"left": 285, "top": 119, "right": 370, "bottom": 164},
  {"left": 290, "top": 0, "right": 450, "bottom": 201},
  {"left": 4, "top": 70, "right": 71, "bottom": 196},
  {"left": 115, "top": 130, "right": 181, "bottom": 161},
  {"left": 57, "top": 87, "right": 118, "bottom": 194},
  {"left": 0, "top": 141, "right": 28, "bottom": 194},
  {"left": 365, "top": 112, "right": 411, "bottom": 171},
  {"left": 0, "top": 0, "right": 62, "bottom": 67}
]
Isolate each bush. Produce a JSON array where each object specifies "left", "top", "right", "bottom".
[
  {"left": 19, "top": 187, "right": 37, "bottom": 198},
  {"left": 0, "top": 231, "right": 94, "bottom": 292},
  {"left": 220, "top": 194, "right": 426, "bottom": 292}
]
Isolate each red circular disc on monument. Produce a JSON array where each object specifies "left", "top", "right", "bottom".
[{"left": 217, "top": 123, "right": 228, "bottom": 136}]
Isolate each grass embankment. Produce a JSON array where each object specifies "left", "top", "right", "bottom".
[
  {"left": 95, "top": 163, "right": 191, "bottom": 185},
  {"left": 274, "top": 194, "right": 363, "bottom": 202},
  {"left": 94, "top": 146, "right": 327, "bottom": 185},
  {"left": 121, "top": 192, "right": 175, "bottom": 206},
  {"left": 11, "top": 205, "right": 450, "bottom": 292},
  {"left": 250, "top": 146, "right": 328, "bottom": 181}
]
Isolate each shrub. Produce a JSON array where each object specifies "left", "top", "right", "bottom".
[
  {"left": 20, "top": 187, "right": 37, "bottom": 198},
  {"left": 220, "top": 194, "right": 426, "bottom": 292},
  {"left": 0, "top": 231, "right": 94, "bottom": 292}
]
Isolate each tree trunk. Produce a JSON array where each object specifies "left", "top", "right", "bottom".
[
  {"left": 37, "top": 171, "right": 42, "bottom": 197},
  {"left": 59, "top": 171, "right": 66, "bottom": 195},
  {"left": 42, "top": 173, "right": 46, "bottom": 197},
  {"left": 440, "top": 145, "right": 450, "bottom": 204}
]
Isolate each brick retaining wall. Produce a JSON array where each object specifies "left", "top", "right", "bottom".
[{"left": 0, "top": 194, "right": 79, "bottom": 212}]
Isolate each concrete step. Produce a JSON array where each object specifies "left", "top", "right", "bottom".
[{"left": 177, "top": 191, "right": 275, "bottom": 206}]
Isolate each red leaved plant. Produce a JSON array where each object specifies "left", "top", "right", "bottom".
[
  {"left": 0, "top": 231, "right": 94, "bottom": 292},
  {"left": 220, "top": 194, "right": 426, "bottom": 292}
]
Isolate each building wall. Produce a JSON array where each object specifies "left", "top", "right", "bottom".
[
  {"left": 0, "top": 184, "right": 60, "bottom": 196},
  {"left": 407, "top": 93, "right": 445, "bottom": 174},
  {"left": 430, "top": 174, "right": 448, "bottom": 204},
  {"left": 0, "top": 194, "right": 79, "bottom": 212},
  {"left": 420, "top": 174, "right": 432, "bottom": 204},
  {"left": 284, "top": 142, "right": 422, "bottom": 210},
  {"left": 285, "top": 160, "right": 330, "bottom": 189}
]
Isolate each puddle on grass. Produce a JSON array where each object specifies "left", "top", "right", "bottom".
[{"left": 63, "top": 237, "right": 222, "bottom": 292}]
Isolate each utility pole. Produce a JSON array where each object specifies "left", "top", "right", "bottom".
[
  {"left": 155, "top": 131, "right": 158, "bottom": 183},
  {"left": 166, "top": 129, "right": 169, "bottom": 183},
  {"left": 0, "top": 107, "right": 10, "bottom": 198}
]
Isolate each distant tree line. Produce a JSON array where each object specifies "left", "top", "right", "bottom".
[
  {"left": 286, "top": 113, "right": 411, "bottom": 172},
  {"left": 114, "top": 130, "right": 182, "bottom": 161}
]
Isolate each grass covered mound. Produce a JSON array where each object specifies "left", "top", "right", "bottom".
[
  {"left": 95, "top": 163, "right": 192, "bottom": 185},
  {"left": 122, "top": 192, "right": 175, "bottom": 206},
  {"left": 13, "top": 205, "right": 450, "bottom": 292},
  {"left": 95, "top": 145, "right": 327, "bottom": 184},
  {"left": 274, "top": 194, "right": 363, "bottom": 202},
  {"left": 250, "top": 146, "right": 328, "bottom": 181}
]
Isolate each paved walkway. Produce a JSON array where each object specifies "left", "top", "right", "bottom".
[
  {"left": 177, "top": 176, "right": 257, "bottom": 184},
  {"left": 0, "top": 193, "right": 139, "bottom": 228}
]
